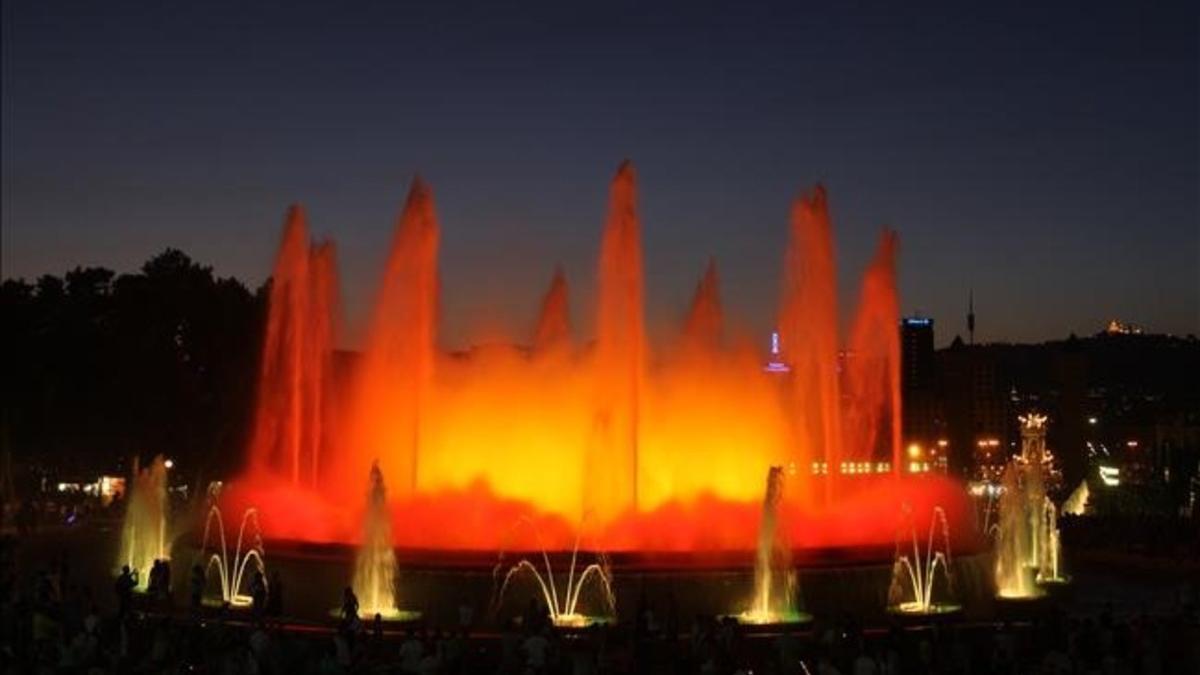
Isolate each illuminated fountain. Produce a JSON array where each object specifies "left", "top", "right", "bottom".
[
  {"left": 118, "top": 455, "right": 170, "bottom": 589},
  {"left": 226, "top": 161, "right": 974, "bottom": 559},
  {"left": 1061, "top": 479, "right": 1089, "bottom": 516},
  {"left": 493, "top": 525, "right": 616, "bottom": 628},
  {"left": 887, "top": 504, "right": 960, "bottom": 615},
  {"left": 350, "top": 462, "right": 419, "bottom": 620},
  {"left": 199, "top": 505, "right": 266, "bottom": 607},
  {"left": 994, "top": 463, "right": 1039, "bottom": 599},
  {"left": 738, "top": 466, "right": 810, "bottom": 624},
  {"left": 1036, "top": 496, "right": 1068, "bottom": 584},
  {"left": 994, "top": 413, "right": 1069, "bottom": 598}
]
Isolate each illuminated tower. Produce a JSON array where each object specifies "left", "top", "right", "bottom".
[
  {"left": 1019, "top": 412, "right": 1048, "bottom": 465},
  {"left": 763, "top": 330, "right": 791, "bottom": 373},
  {"left": 901, "top": 316, "right": 937, "bottom": 450}
]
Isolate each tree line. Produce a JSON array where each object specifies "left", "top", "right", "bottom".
[{"left": 2, "top": 249, "right": 265, "bottom": 486}]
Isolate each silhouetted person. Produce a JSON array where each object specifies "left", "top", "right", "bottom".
[
  {"left": 250, "top": 570, "right": 267, "bottom": 616},
  {"left": 400, "top": 626, "right": 423, "bottom": 673},
  {"left": 146, "top": 557, "right": 160, "bottom": 593},
  {"left": 145, "top": 558, "right": 172, "bottom": 611},
  {"left": 524, "top": 597, "right": 547, "bottom": 634},
  {"left": 266, "top": 569, "right": 283, "bottom": 617},
  {"left": 115, "top": 565, "right": 137, "bottom": 618},
  {"left": 158, "top": 558, "right": 171, "bottom": 605},
  {"left": 189, "top": 563, "right": 205, "bottom": 611},
  {"left": 341, "top": 586, "right": 359, "bottom": 623}
]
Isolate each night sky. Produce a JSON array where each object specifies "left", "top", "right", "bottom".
[{"left": 3, "top": 1, "right": 1197, "bottom": 348}]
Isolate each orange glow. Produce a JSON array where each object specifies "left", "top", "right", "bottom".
[{"left": 236, "top": 162, "right": 962, "bottom": 553}]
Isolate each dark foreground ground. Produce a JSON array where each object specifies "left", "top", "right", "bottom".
[{"left": 2, "top": 520, "right": 1198, "bottom": 674}]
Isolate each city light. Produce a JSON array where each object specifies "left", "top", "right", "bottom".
[
  {"left": 1098, "top": 465, "right": 1121, "bottom": 487},
  {"left": 907, "top": 443, "right": 923, "bottom": 460},
  {"left": 164, "top": 458, "right": 175, "bottom": 469},
  {"left": 1087, "top": 416, "right": 1098, "bottom": 425},
  {"left": 763, "top": 330, "right": 791, "bottom": 373},
  {"left": 98, "top": 476, "right": 124, "bottom": 499}
]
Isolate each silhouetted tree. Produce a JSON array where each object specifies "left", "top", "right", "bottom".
[{"left": 1, "top": 249, "right": 262, "bottom": 484}]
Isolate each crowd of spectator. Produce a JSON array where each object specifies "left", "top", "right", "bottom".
[{"left": 2, "top": 535, "right": 1197, "bottom": 674}]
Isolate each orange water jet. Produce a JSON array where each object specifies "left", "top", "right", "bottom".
[
  {"left": 246, "top": 206, "right": 337, "bottom": 486},
  {"left": 234, "top": 163, "right": 972, "bottom": 553}
]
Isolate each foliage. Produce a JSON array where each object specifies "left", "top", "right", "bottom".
[{"left": 1, "top": 249, "right": 264, "bottom": 485}]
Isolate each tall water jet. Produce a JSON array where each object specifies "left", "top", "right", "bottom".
[
  {"left": 119, "top": 455, "right": 170, "bottom": 587},
  {"left": 739, "top": 466, "right": 808, "bottom": 624},
  {"left": 246, "top": 206, "right": 338, "bottom": 486},
  {"left": 352, "top": 177, "right": 440, "bottom": 498},
  {"left": 533, "top": 266, "right": 571, "bottom": 353},
  {"left": 1019, "top": 414, "right": 1069, "bottom": 585},
  {"left": 683, "top": 257, "right": 722, "bottom": 351},
  {"left": 994, "top": 413, "right": 1068, "bottom": 596},
  {"left": 352, "top": 462, "right": 399, "bottom": 618},
  {"left": 1061, "top": 479, "right": 1089, "bottom": 516},
  {"left": 994, "top": 462, "right": 1040, "bottom": 598},
  {"left": 888, "top": 504, "right": 960, "bottom": 614},
  {"left": 1037, "top": 495, "right": 1067, "bottom": 584},
  {"left": 588, "top": 161, "right": 644, "bottom": 522},
  {"left": 307, "top": 241, "right": 339, "bottom": 481},
  {"left": 778, "top": 186, "right": 842, "bottom": 503},
  {"left": 230, "top": 163, "right": 980, "bottom": 556},
  {"left": 1020, "top": 415, "right": 1048, "bottom": 568},
  {"left": 842, "top": 229, "right": 902, "bottom": 472}
]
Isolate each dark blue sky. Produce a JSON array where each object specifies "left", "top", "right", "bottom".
[{"left": 3, "top": 0, "right": 1196, "bottom": 348}]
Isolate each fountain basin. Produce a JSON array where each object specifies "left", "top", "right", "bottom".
[
  {"left": 1036, "top": 575, "right": 1071, "bottom": 586},
  {"left": 327, "top": 608, "right": 423, "bottom": 623},
  {"left": 994, "top": 593, "right": 1053, "bottom": 622},
  {"left": 730, "top": 609, "right": 814, "bottom": 626},
  {"left": 202, "top": 594, "right": 255, "bottom": 609},
  {"left": 1035, "top": 575, "right": 1074, "bottom": 602},
  {"left": 237, "top": 538, "right": 993, "bottom": 626},
  {"left": 887, "top": 602, "right": 963, "bottom": 616},
  {"left": 548, "top": 614, "right": 612, "bottom": 628}
]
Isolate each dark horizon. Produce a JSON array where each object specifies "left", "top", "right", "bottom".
[{"left": 3, "top": 0, "right": 1197, "bottom": 348}]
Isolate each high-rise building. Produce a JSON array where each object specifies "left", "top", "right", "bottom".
[
  {"left": 901, "top": 317, "right": 935, "bottom": 392},
  {"left": 939, "top": 339, "right": 1010, "bottom": 477},
  {"left": 901, "top": 317, "right": 944, "bottom": 464}
]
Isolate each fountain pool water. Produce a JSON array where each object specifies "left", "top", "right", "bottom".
[
  {"left": 118, "top": 455, "right": 170, "bottom": 589},
  {"left": 887, "top": 504, "right": 960, "bottom": 615},
  {"left": 200, "top": 504, "right": 266, "bottom": 607}
]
